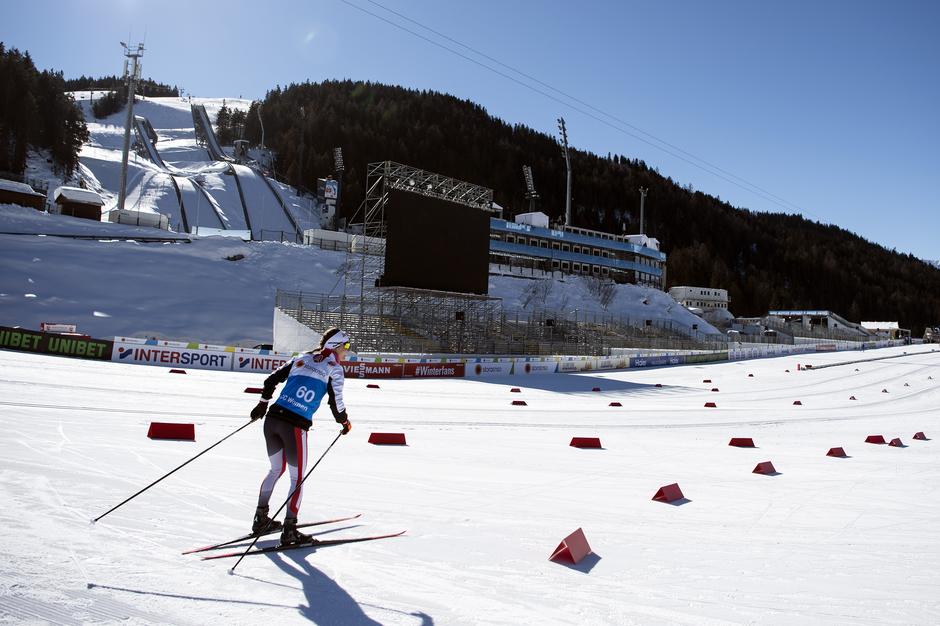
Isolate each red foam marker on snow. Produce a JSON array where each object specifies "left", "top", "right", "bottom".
[
  {"left": 570, "top": 437, "right": 602, "bottom": 449},
  {"left": 367, "top": 383, "right": 380, "bottom": 389},
  {"left": 147, "top": 422, "right": 195, "bottom": 441},
  {"left": 913, "top": 431, "right": 928, "bottom": 440},
  {"left": 510, "top": 387, "right": 521, "bottom": 393},
  {"left": 888, "top": 438, "right": 904, "bottom": 447},
  {"left": 608, "top": 401, "right": 622, "bottom": 407},
  {"left": 655, "top": 383, "right": 663, "bottom": 388},
  {"left": 512, "top": 400, "right": 527, "bottom": 406},
  {"left": 748, "top": 373, "right": 754, "bottom": 378},
  {"left": 882, "top": 389, "right": 889, "bottom": 393},
  {"left": 711, "top": 388, "right": 720, "bottom": 392},
  {"left": 904, "top": 382, "right": 910, "bottom": 387},
  {"left": 368, "top": 432, "right": 406, "bottom": 445},
  {"left": 549, "top": 528, "right": 593, "bottom": 565},
  {"left": 753, "top": 461, "right": 777, "bottom": 475},
  {"left": 729, "top": 437, "right": 755, "bottom": 448},
  {"left": 592, "top": 387, "right": 601, "bottom": 392},
  {"left": 793, "top": 400, "right": 803, "bottom": 405},
  {"left": 827, "top": 447, "right": 847, "bottom": 458},
  {"left": 652, "top": 483, "right": 685, "bottom": 503},
  {"left": 849, "top": 395, "right": 857, "bottom": 400},
  {"left": 785, "top": 369, "right": 790, "bottom": 373},
  {"left": 704, "top": 402, "right": 717, "bottom": 408},
  {"left": 244, "top": 387, "right": 263, "bottom": 394},
  {"left": 865, "top": 435, "right": 886, "bottom": 444},
  {"left": 169, "top": 369, "right": 187, "bottom": 374},
  {"left": 702, "top": 379, "right": 712, "bottom": 383}
]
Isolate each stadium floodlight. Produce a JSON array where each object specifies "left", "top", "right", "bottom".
[
  {"left": 117, "top": 41, "right": 145, "bottom": 214},
  {"left": 557, "top": 117, "right": 572, "bottom": 227},
  {"left": 333, "top": 147, "right": 345, "bottom": 173},
  {"left": 522, "top": 165, "right": 539, "bottom": 212},
  {"left": 639, "top": 187, "right": 648, "bottom": 234}
]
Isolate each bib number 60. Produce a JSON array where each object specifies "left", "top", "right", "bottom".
[{"left": 295, "top": 386, "right": 316, "bottom": 403}]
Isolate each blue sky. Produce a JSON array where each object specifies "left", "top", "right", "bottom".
[{"left": 3, "top": 0, "right": 938, "bottom": 259}]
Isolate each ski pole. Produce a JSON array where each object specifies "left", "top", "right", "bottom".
[
  {"left": 230, "top": 429, "right": 343, "bottom": 573},
  {"left": 93, "top": 420, "right": 257, "bottom": 523}
]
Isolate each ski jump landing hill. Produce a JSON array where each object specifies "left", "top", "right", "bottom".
[{"left": 76, "top": 94, "right": 305, "bottom": 241}]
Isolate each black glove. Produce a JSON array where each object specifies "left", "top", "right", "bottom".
[
  {"left": 250, "top": 400, "right": 269, "bottom": 420},
  {"left": 340, "top": 419, "right": 352, "bottom": 435}
]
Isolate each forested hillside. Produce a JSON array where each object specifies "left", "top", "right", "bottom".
[
  {"left": 0, "top": 43, "right": 87, "bottom": 175},
  {"left": 240, "top": 80, "right": 939, "bottom": 333}
]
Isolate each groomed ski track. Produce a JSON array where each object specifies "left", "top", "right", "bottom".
[{"left": 1, "top": 345, "right": 938, "bottom": 624}]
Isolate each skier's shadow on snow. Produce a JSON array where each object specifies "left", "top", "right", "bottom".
[
  {"left": 468, "top": 373, "right": 684, "bottom": 395},
  {"left": 268, "top": 551, "right": 434, "bottom": 625}
]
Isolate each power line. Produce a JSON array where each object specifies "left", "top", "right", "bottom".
[{"left": 337, "top": 0, "right": 814, "bottom": 217}]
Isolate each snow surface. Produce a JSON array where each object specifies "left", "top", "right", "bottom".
[{"left": 1, "top": 345, "right": 938, "bottom": 624}]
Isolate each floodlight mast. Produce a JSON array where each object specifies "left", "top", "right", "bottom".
[
  {"left": 639, "top": 186, "right": 648, "bottom": 234},
  {"left": 522, "top": 165, "right": 539, "bottom": 213},
  {"left": 557, "top": 117, "right": 571, "bottom": 227},
  {"left": 117, "top": 42, "right": 144, "bottom": 213}
]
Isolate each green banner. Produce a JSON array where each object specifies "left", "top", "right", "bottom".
[{"left": 0, "top": 326, "right": 113, "bottom": 361}]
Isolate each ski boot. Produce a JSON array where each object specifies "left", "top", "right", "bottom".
[
  {"left": 279, "top": 517, "right": 319, "bottom": 547},
  {"left": 252, "top": 506, "right": 283, "bottom": 535}
]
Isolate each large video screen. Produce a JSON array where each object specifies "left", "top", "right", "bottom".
[{"left": 382, "top": 189, "right": 490, "bottom": 295}]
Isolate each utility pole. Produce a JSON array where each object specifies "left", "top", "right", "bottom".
[
  {"left": 557, "top": 117, "right": 572, "bottom": 227},
  {"left": 639, "top": 187, "right": 648, "bottom": 234},
  {"left": 117, "top": 42, "right": 144, "bottom": 213}
]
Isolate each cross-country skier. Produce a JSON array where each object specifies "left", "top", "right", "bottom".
[{"left": 248, "top": 327, "right": 353, "bottom": 546}]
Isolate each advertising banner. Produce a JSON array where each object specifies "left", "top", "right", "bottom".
[
  {"left": 404, "top": 362, "right": 465, "bottom": 378},
  {"left": 557, "top": 359, "right": 592, "bottom": 373},
  {"left": 630, "top": 354, "right": 685, "bottom": 368},
  {"left": 112, "top": 341, "right": 233, "bottom": 371},
  {"left": 234, "top": 354, "right": 293, "bottom": 374},
  {"left": 815, "top": 343, "right": 837, "bottom": 352},
  {"left": 513, "top": 359, "right": 559, "bottom": 375},
  {"left": 464, "top": 360, "right": 513, "bottom": 377},
  {"left": 341, "top": 361, "right": 405, "bottom": 378},
  {"left": 0, "top": 325, "right": 112, "bottom": 361}
]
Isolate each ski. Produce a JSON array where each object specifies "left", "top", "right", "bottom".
[
  {"left": 182, "top": 513, "right": 363, "bottom": 554},
  {"left": 201, "top": 530, "right": 406, "bottom": 560}
]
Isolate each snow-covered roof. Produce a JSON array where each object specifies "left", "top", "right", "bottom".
[
  {"left": 0, "top": 179, "right": 44, "bottom": 197},
  {"left": 52, "top": 186, "right": 104, "bottom": 206},
  {"left": 861, "top": 321, "right": 899, "bottom": 330}
]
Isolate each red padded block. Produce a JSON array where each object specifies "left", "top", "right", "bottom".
[
  {"left": 608, "top": 401, "right": 622, "bottom": 407},
  {"left": 904, "top": 382, "right": 910, "bottom": 387},
  {"left": 865, "top": 435, "right": 886, "bottom": 444},
  {"left": 793, "top": 400, "right": 803, "bottom": 405},
  {"left": 510, "top": 387, "right": 521, "bottom": 393},
  {"left": 655, "top": 383, "right": 663, "bottom": 388},
  {"left": 511, "top": 400, "right": 527, "bottom": 406},
  {"left": 785, "top": 369, "right": 790, "bottom": 373},
  {"left": 147, "top": 422, "right": 195, "bottom": 441},
  {"left": 753, "top": 461, "right": 777, "bottom": 475},
  {"left": 881, "top": 389, "right": 888, "bottom": 393},
  {"left": 711, "top": 388, "right": 720, "bottom": 392},
  {"left": 913, "top": 432, "right": 928, "bottom": 440},
  {"left": 169, "top": 369, "right": 187, "bottom": 374},
  {"left": 592, "top": 387, "right": 601, "bottom": 392},
  {"left": 849, "top": 395, "right": 857, "bottom": 400},
  {"left": 244, "top": 387, "right": 263, "bottom": 394},
  {"left": 368, "top": 432, "right": 406, "bottom": 445},
  {"left": 888, "top": 438, "right": 904, "bottom": 447},
  {"left": 748, "top": 373, "right": 754, "bottom": 378},
  {"left": 549, "top": 528, "right": 592, "bottom": 565},
  {"left": 929, "top": 376, "right": 934, "bottom": 380},
  {"left": 702, "top": 379, "right": 712, "bottom": 383},
  {"left": 827, "top": 447, "right": 847, "bottom": 458},
  {"left": 729, "top": 437, "right": 755, "bottom": 448},
  {"left": 367, "top": 383, "right": 380, "bottom": 389},
  {"left": 652, "top": 483, "right": 685, "bottom": 503},
  {"left": 570, "top": 437, "right": 602, "bottom": 449},
  {"left": 704, "top": 402, "right": 717, "bottom": 408}
]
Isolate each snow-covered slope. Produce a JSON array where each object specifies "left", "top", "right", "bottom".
[
  {"left": 1, "top": 345, "right": 937, "bottom": 624},
  {"left": 66, "top": 92, "right": 314, "bottom": 237},
  {"left": 0, "top": 204, "right": 716, "bottom": 344}
]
